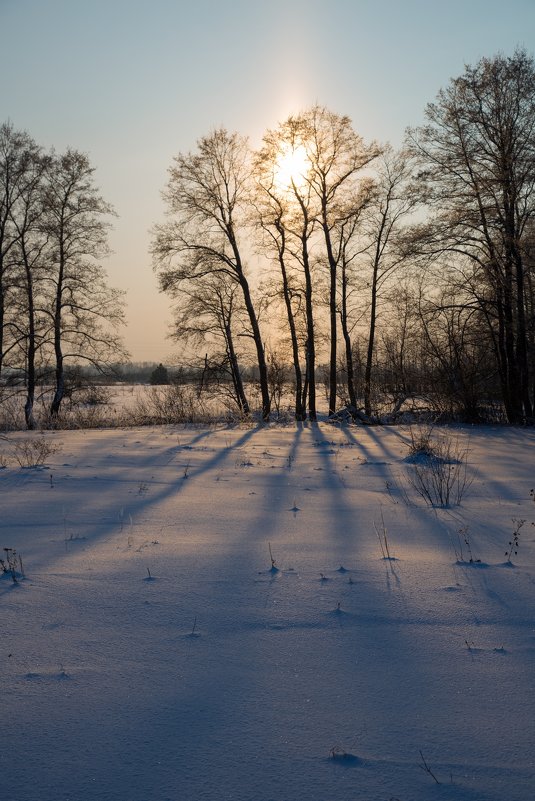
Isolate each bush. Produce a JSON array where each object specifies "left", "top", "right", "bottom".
[
  {"left": 405, "top": 427, "right": 471, "bottom": 507},
  {"left": 10, "top": 437, "right": 60, "bottom": 467}
]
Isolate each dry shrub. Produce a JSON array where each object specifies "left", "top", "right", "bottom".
[
  {"left": 127, "top": 385, "right": 210, "bottom": 425},
  {"left": 11, "top": 437, "right": 60, "bottom": 467},
  {"left": 405, "top": 426, "right": 472, "bottom": 507}
]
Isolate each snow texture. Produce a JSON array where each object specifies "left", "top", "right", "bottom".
[{"left": 1, "top": 423, "right": 534, "bottom": 801}]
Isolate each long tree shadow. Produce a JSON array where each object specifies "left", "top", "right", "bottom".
[
  {"left": 2, "top": 422, "right": 534, "bottom": 801},
  {"left": 0, "top": 424, "right": 263, "bottom": 578}
]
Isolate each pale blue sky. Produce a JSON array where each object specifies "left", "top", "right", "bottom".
[{"left": 1, "top": 0, "right": 533, "bottom": 360}]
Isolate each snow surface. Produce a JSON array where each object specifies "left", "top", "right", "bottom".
[{"left": 1, "top": 423, "right": 534, "bottom": 801}]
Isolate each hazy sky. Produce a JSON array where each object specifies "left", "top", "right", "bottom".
[{"left": 1, "top": 0, "right": 533, "bottom": 362}]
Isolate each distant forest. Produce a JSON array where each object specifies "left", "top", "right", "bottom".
[{"left": 2, "top": 50, "right": 535, "bottom": 428}]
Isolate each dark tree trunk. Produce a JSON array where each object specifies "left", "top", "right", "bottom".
[
  {"left": 238, "top": 272, "right": 270, "bottom": 420},
  {"left": 22, "top": 250, "right": 36, "bottom": 430},
  {"left": 274, "top": 221, "right": 305, "bottom": 421},
  {"left": 301, "top": 234, "right": 316, "bottom": 421},
  {"left": 50, "top": 246, "right": 64, "bottom": 418},
  {"left": 364, "top": 261, "right": 379, "bottom": 418},
  {"left": 322, "top": 220, "right": 338, "bottom": 417},
  {"left": 225, "top": 322, "right": 249, "bottom": 415},
  {"left": 340, "top": 262, "right": 356, "bottom": 409}
]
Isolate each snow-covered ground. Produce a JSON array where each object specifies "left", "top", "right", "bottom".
[{"left": 1, "top": 423, "right": 534, "bottom": 801}]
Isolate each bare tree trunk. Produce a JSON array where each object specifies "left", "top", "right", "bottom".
[
  {"left": 301, "top": 234, "right": 316, "bottom": 421},
  {"left": 364, "top": 257, "right": 380, "bottom": 418},
  {"left": 273, "top": 222, "right": 305, "bottom": 420},
  {"left": 340, "top": 260, "right": 356, "bottom": 409},
  {"left": 237, "top": 271, "right": 269, "bottom": 420},
  {"left": 224, "top": 322, "right": 249, "bottom": 415},
  {"left": 50, "top": 245, "right": 64, "bottom": 418},
  {"left": 322, "top": 221, "right": 338, "bottom": 417},
  {"left": 22, "top": 248, "right": 37, "bottom": 430}
]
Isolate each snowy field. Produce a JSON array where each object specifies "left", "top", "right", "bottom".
[{"left": 1, "top": 422, "right": 534, "bottom": 801}]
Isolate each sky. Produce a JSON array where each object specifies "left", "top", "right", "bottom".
[{"left": 1, "top": 0, "right": 534, "bottom": 362}]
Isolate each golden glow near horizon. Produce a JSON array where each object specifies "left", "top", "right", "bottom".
[{"left": 273, "top": 143, "right": 310, "bottom": 192}]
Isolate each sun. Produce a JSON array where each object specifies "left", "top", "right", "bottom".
[{"left": 274, "top": 143, "right": 310, "bottom": 191}]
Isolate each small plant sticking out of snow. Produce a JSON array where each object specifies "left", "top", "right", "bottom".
[
  {"left": 0, "top": 547, "right": 24, "bottom": 583},
  {"left": 268, "top": 542, "right": 278, "bottom": 573},
  {"left": 454, "top": 525, "right": 480, "bottom": 564},
  {"left": 289, "top": 496, "right": 300, "bottom": 513},
  {"left": 418, "top": 750, "right": 440, "bottom": 784},
  {"left": 505, "top": 518, "right": 525, "bottom": 563},
  {"left": 405, "top": 429, "right": 471, "bottom": 507},
  {"left": 374, "top": 510, "right": 394, "bottom": 560}
]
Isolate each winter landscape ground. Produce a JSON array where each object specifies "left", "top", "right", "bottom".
[{"left": 1, "top": 422, "right": 534, "bottom": 801}]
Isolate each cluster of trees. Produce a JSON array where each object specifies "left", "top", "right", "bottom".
[
  {"left": 3, "top": 50, "right": 534, "bottom": 429},
  {"left": 152, "top": 50, "right": 535, "bottom": 425},
  {"left": 0, "top": 124, "right": 126, "bottom": 427}
]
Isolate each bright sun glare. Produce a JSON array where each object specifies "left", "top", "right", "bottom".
[{"left": 274, "top": 143, "right": 309, "bottom": 191}]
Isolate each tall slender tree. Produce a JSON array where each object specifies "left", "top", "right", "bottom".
[{"left": 360, "top": 148, "right": 418, "bottom": 417}]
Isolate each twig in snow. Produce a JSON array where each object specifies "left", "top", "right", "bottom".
[{"left": 418, "top": 750, "right": 440, "bottom": 784}]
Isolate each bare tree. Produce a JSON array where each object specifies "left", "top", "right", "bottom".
[
  {"left": 0, "top": 123, "right": 41, "bottom": 382},
  {"left": 359, "top": 148, "right": 418, "bottom": 416},
  {"left": 336, "top": 203, "right": 368, "bottom": 411},
  {"left": 9, "top": 146, "right": 48, "bottom": 428},
  {"left": 42, "top": 149, "right": 126, "bottom": 417},
  {"left": 170, "top": 277, "right": 250, "bottom": 415},
  {"left": 407, "top": 49, "right": 535, "bottom": 423},
  {"left": 152, "top": 129, "right": 270, "bottom": 420}
]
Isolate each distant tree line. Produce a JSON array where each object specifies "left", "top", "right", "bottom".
[
  {"left": 0, "top": 124, "right": 127, "bottom": 427},
  {"left": 152, "top": 49, "right": 535, "bottom": 425}
]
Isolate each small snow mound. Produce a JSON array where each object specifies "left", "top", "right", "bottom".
[{"left": 329, "top": 746, "right": 360, "bottom": 765}]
